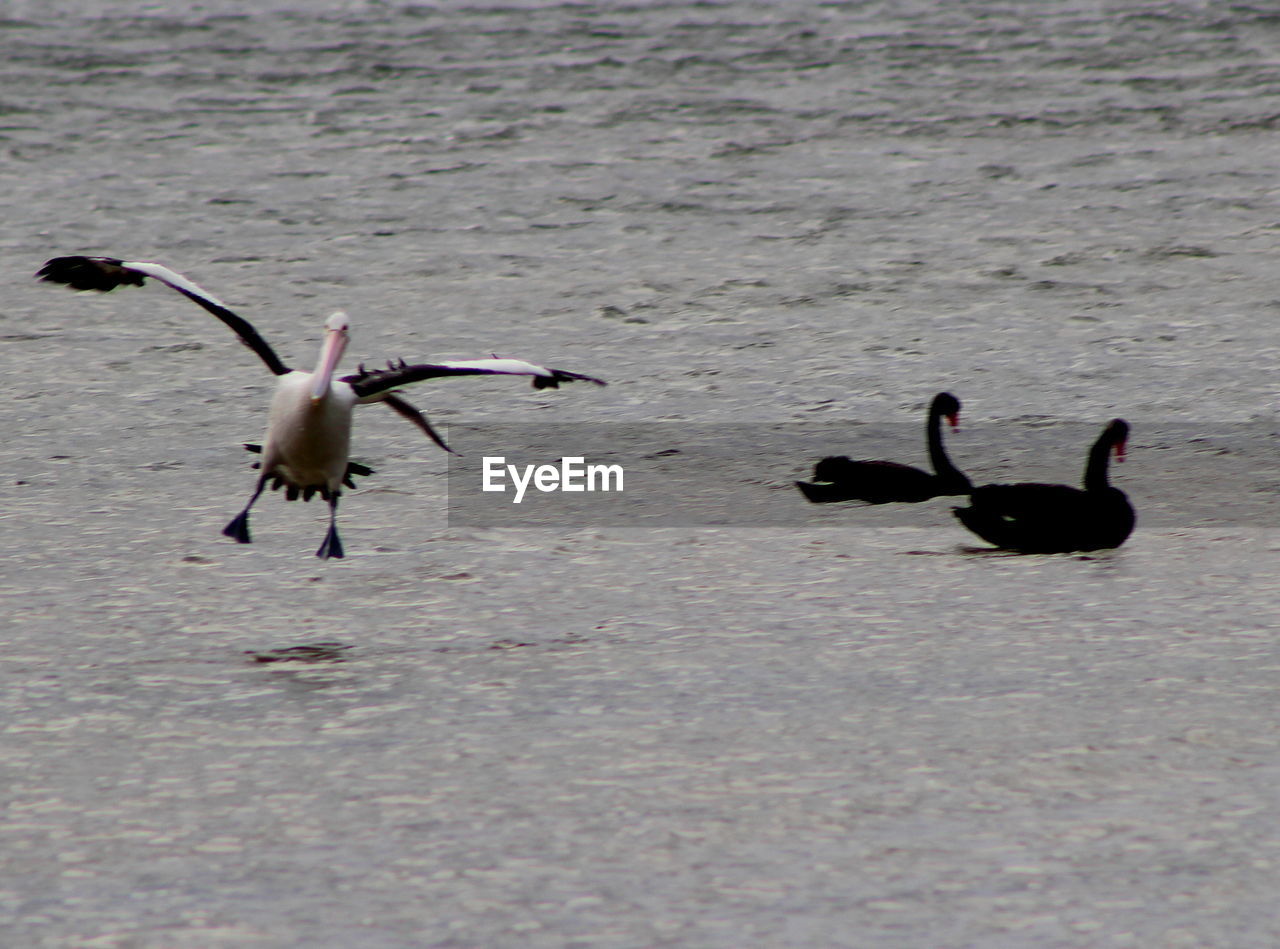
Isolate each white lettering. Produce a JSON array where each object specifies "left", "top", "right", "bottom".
[
  {"left": 482, "top": 457, "right": 507, "bottom": 492},
  {"left": 588, "top": 463, "right": 623, "bottom": 492},
  {"left": 533, "top": 465, "right": 560, "bottom": 493},
  {"left": 560, "top": 456, "right": 585, "bottom": 491},
  {"left": 481, "top": 456, "right": 625, "bottom": 503},
  {"left": 509, "top": 463, "right": 536, "bottom": 504}
]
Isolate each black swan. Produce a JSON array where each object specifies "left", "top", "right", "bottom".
[
  {"left": 796, "top": 392, "right": 972, "bottom": 504},
  {"left": 952, "top": 418, "right": 1135, "bottom": 553}
]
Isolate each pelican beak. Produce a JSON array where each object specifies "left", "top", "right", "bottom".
[{"left": 311, "top": 312, "right": 350, "bottom": 403}]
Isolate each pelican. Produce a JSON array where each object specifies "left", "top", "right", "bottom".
[{"left": 37, "top": 255, "right": 606, "bottom": 559}]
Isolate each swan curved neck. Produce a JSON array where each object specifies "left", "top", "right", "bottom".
[
  {"left": 926, "top": 404, "right": 969, "bottom": 487},
  {"left": 1083, "top": 428, "right": 1123, "bottom": 491}
]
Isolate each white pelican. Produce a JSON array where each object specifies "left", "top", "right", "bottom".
[{"left": 38, "top": 255, "right": 606, "bottom": 559}]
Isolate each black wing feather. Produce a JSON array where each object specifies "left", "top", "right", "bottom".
[
  {"left": 380, "top": 394, "right": 457, "bottom": 455},
  {"left": 342, "top": 362, "right": 606, "bottom": 399},
  {"left": 37, "top": 255, "right": 291, "bottom": 377}
]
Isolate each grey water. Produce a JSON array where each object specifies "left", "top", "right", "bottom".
[{"left": 2, "top": 1, "right": 1279, "bottom": 946}]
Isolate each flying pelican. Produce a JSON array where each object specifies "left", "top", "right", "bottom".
[{"left": 37, "top": 255, "right": 606, "bottom": 559}]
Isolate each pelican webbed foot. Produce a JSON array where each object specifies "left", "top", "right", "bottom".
[
  {"left": 316, "top": 524, "right": 344, "bottom": 559},
  {"left": 315, "top": 496, "right": 344, "bottom": 559},
  {"left": 222, "top": 511, "right": 252, "bottom": 544},
  {"left": 223, "top": 476, "right": 266, "bottom": 544}
]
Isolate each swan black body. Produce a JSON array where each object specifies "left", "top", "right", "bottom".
[
  {"left": 797, "top": 392, "right": 971, "bottom": 504},
  {"left": 953, "top": 419, "right": 1135, "bottom": 553}
]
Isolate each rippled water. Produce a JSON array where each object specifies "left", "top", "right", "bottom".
[{"left": 3, "top": 2, "right": 1279, "bottom": 946}]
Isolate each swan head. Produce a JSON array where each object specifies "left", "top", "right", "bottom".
[
  {"left": 1107, "top": 418, "right": 1129, "bottom": 463},
  {"left": 935, "top": 392, "right": 962, "bottom": 429}
]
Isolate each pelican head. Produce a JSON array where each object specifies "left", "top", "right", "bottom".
[{"left": 311, "top": 311, "right": 350, "bottom": 402}]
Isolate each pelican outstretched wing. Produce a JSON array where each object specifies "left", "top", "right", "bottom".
[
  {"left": 37, "top": 255, "right": 291, "bottom": 376},
  {"left": 343, "top": 358, "right": 606, "bottom": 399},
  {"left": 342, "top": 358, "right": 605, "bottom": 455}
]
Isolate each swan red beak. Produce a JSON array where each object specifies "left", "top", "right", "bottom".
[
  {"left": 311, "top": 312, "right": 350, "bottom": 402},
  {"left": 946, "top": 411, "right": 960, "bottom": 430},
  {"left": 1114, "top": 439, "right": 1127, "bottom": 463}
]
